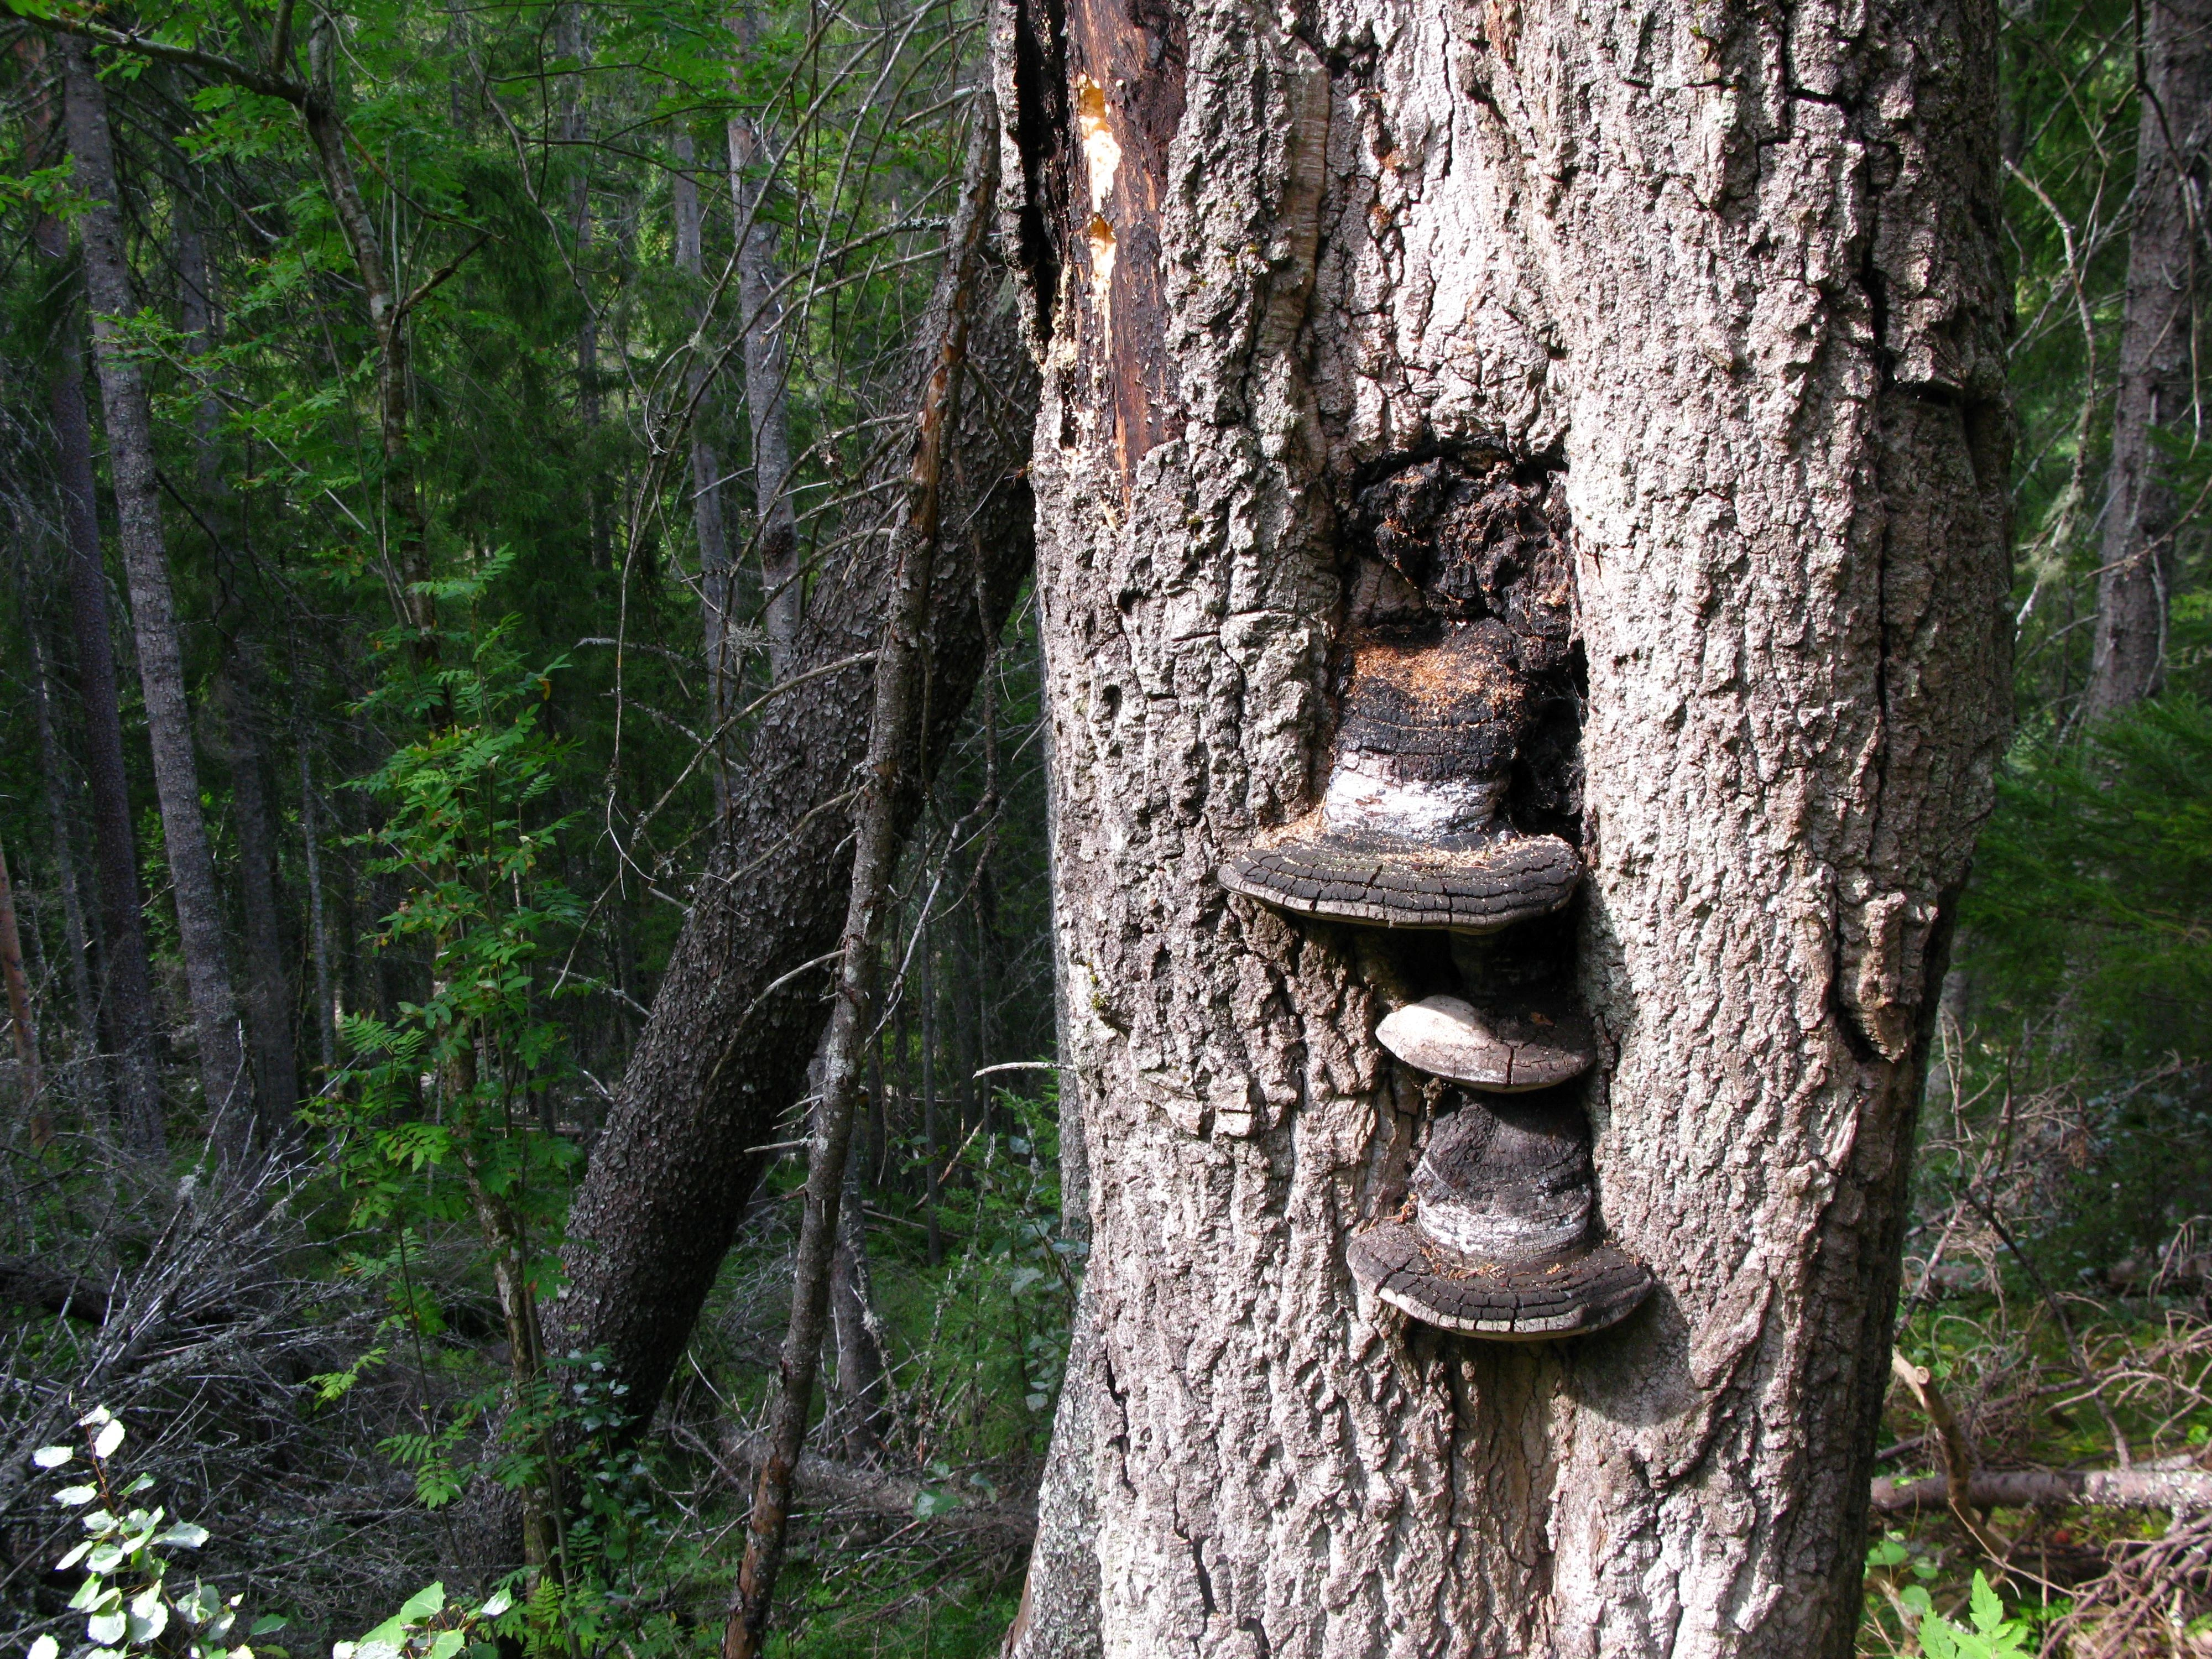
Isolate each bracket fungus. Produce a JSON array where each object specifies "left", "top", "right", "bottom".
[
  {"left": 1346, "top": 1093, "right": 1651, "bottom": 1338},
  {"left": 1217, "top": 625, "right": 1582, "bottom": 932},
  {"left": 1218, "top": 450, "right": 1651, "bottom": 1343}
]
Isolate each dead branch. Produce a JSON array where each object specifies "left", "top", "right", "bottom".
[
  {"left": 1871, "top": 1464, "right": 2212, "bottom": 1515},
  {"left": 1890, "top": 1348, "right": 2013, "bottom": 1560}
]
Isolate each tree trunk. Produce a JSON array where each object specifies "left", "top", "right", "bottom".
[
  {"left": 217, "top": 662, "right": 299, "bottom": 1142},
  {"left": 300, "top": 750, "right": 337, "bottom": 1076},
  {"left": 539, "top": 130, "right": 1038, "bottom": 1453},
  {"left": 673, "top": 129, "right": 738, "bottom": 792},
  {"left": 920, "top": 915, "right": 945, "bottom": 1264},
  {"left": 37, "top": 211, "right": 164, "bottom": 1152},
  {"left": 0, "top": 837, "right": 41, "bottom": 1118},
  {"left": 726, "top": 25, "right": 802, "bottom": 676},
  {"left": 174, "top": 189, "right": 223, "bottom": 500},
  {"left": 14, "top": 555, "right": 100, "bottom": 1109},
  {"left": 63, "top": 37, "right": 249, "bottom": 1155},
  {"left": 827, "top": 1178, "right": 892, "bottom": 1458},
  {"left": 559, "top": 3, "right": 608, "bottom": 570},
  {"left": 1001, "top": 0, "right": 2012, "bottom": 1653},
  {"left": 2085, "top": 0, "right": 2212, "bottom": 719}
]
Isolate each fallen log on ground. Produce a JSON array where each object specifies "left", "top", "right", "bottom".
[
  {"left": 1871, "top": 1465, "right": 2212, "bottom": 1515},
  {"left": 712, "top": 1427, "right": 1037, "bottom": 1547}
]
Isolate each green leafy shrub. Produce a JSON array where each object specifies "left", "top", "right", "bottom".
[
  {"left": 26, "top": 1408, "right": 285, "bottom": 1659},
  {"left": 1916, "top": 1572, "right": 2033, "bottom": 1659}
]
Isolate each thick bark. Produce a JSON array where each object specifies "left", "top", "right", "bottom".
[
  {"left": 541, "top": 126, "right": 1039, "bottom": 1451},
  {"left": 1004, "top": 1, "right": 2012, "bottom": 1655},
  {"left": 2086, "top": 0, "right": 2212, "bottom": 718},
  {"left": 64, "top": 38, "right": 249, "bottom": 1152},
  {"left": 39, "top": 214, "right": 164, "bottom": 1151}
]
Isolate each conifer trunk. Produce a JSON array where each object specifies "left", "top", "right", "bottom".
[
  {"left": 726, "top": 22, "right": 802, "bottom": 676},
  {"left": 62, "top": 38, "right": 248, "bottom": 1154},
  {"left": 1001, "top": 0, "right": 2012, "bottom": 1652},
  {"left": 36, "top": 211, "right": 165, "bottom": 1153},
  {"left": 2086, "top": 0, "right": 2212, "bottom": 718}
]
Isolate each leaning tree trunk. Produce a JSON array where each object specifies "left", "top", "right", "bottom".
[
  {"left": 63, "top": 38, "right": 250, "bottom": 1154},
  {"left": 2085, "top": 0, "right": 2212, "bottom": 719},
  {"left": 538, "top": 135, "right": 1039, "bottom": 1454},
  {"left": 1001, "top": 0, "right": 2011, "bottom": 1654}
]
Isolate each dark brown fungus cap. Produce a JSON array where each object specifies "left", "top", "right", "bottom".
[
  {"left": 1346, "top": 1093, "right": 1652, "bottom": 1339},
  {"left": 1215, "top": 622, "right": 1580, "bottom": 932},
  {"left": 1218, "top": 835, "right": 1580, "bottom": 932}
]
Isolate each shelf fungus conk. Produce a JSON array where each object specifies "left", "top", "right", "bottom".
[
  {"left": 1347, "top": 1094, "right": 1652, "bottom": 1339},
  {"left": 1375, "top": 992, "right": 1595, "bottom": 1093},
  {"left": 1215, "top": 451, "right": 1649, "bottom": 1343},
  {"left": 1217, "top": 624, "right": 1580, "bottom": 933}
]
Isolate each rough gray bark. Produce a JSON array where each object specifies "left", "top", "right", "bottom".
[
  {"left": 539, "top": 129, "right": 1039, "bottom": 1453},
  {"left": 1003, "top": 1, "right": 2012, "bottom": 1655},
  {"left": 64, "top": 38, "right": 249, "bottom": 1153},
  {"left": 38, "top": 211, "right": 165, "bottom": 1151},
  {"left": 726, "top": 31, "right": 802, "bottom": 675},
  {"left": 2086, "top": 0, "right": 2212, "bottom": 718}
]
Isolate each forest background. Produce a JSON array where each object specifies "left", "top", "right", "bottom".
[{"left": 0, "top": 0, "right": 2206, "bottom": 1654}]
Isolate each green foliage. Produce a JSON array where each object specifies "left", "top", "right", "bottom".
[
  {"left": 332, "top": 1582, "right": 512, "bottom": 1659},
  {"left": 1916, "top": 1573, "right": 2034, "bottom": 1659},
  {"left": 1969, "top": 696, "right": 2212, "bottom": 1062},
  {"left": 315, "top": 552, "right": 582, "bottom": 1255},
  {"left": 28, "top": 1408, "right": 285, "bottom": 1659}
]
